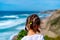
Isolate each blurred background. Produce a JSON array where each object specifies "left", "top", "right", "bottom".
[{"left": 0, "top": 0, "right": 60, "bottom": 40}]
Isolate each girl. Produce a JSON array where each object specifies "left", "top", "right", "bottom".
[{"left": 21, "top": 14, "right": 44, "bottom": 40}]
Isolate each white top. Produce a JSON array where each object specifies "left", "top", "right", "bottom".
[{"left": 21, "top": 34, "right": 44, "bottom": 40}]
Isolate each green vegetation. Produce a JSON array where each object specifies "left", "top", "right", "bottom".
[
  {"left": 44, "top": 35, "right": 60, "bottom": 40},
  {"left": 17, "top": 29, "right": 60, "bottom": 40},
  {"left": 17, "top": 30, "right": 27, "bottom": 40}
]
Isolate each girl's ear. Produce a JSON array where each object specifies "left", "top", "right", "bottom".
[
  {"left": 25, "top": 27, "right": 29, "bottom": 31},
  {"left": 25, "top": 27, "right": 27, "bottom": 31}
]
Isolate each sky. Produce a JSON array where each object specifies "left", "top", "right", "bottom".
[{"left": 0, "top": 0, "right": 60, "bottom": 11}]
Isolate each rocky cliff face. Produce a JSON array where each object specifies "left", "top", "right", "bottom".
[{"left": 47, "top": 10, "right": 60, "bottom": 36}]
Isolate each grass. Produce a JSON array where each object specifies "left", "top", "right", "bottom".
[{"left": 44, "top": 35, "right": 60, "bottom": 40}]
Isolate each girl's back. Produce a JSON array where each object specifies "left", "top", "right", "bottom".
[{"left": 22, "top": 34, "right": 44, "bottom": 40}]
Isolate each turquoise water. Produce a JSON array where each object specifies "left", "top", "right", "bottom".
[{"left": 0, "top": 12, "right": 51, "bottom": 40}]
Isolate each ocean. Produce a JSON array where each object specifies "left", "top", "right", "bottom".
[{"left": 0, "top": 11, "right": 51, "bottom": 40}]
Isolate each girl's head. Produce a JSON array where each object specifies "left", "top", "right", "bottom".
[{"left": 25, "top": 14, "right": 41, "bottom": 33}]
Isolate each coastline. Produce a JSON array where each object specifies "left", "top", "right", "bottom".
[{"left": 10, "top": 11, "right": 58, "bottom": 40}]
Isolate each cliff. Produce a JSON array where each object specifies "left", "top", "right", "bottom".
[{"left": 47, "top": 10, "right": 60, "bottom": 35}]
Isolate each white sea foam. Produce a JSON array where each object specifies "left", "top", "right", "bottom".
[
  {"left": 39, "top": 15, "right": 44, "bottom": 18},
  {"left": 0, "top": 15, "right": 19, "bottom": 18},
  {"left": 0, "top": 18, "right": 26, "bottom": 29},
  {"left": 20, "top": 14, "right": 29, "bottom": 16}
]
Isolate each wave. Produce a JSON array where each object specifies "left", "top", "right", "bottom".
[
  {"left": 20, "top": 14, "right": 30, "bottom": 16},
  {"left": 0, "top": 18, "right": 26, "bottom": 29},
  {"left": 0, "top": 15, "right": 19, "bottom": 19}
]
